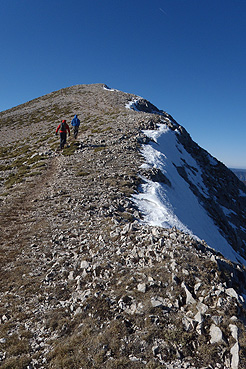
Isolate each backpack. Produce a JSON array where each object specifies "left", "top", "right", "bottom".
[
  {"left": 60, "top": 121, "right": 66, "bottom": 131},
  {"left": 72, "top": 117, "right": 80, "bottom": 126}
]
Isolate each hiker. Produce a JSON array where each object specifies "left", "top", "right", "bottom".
[
  {"left": 56, "top": 120, "right": 70, "bottom": 149},
  {"left": 71, "top": 114, "right": 80, "bottom": 139}
]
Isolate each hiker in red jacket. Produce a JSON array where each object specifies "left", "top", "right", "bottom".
[{"left": 56, "top": 120, "right": 70, "bottom": 149}]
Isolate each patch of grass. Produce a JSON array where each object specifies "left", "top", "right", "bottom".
[
  {"left": 5, "top": 173, "right": 23, "bottom": 188},
  {"left": 76, "top": 171, "right": 90, "bottom": 177},
  {"left": 91, "top": 126, "right": 112, "bottom": 134},
  {"left": 26, "top": 155, "right": 44, "bottom": 166},
  {"left": 26, "top": 170, "right": 42, "bottom": 177},
  {"left": 121, "top": 212, "right": 135, "bottom": 222},
  {"left": 94, "top": 146, "right": 106, "bottom": 153},
  {"left": 47, "top": 317, "right": 131, "bottom": 369},
  {"left": 17, "top": 145, "right": 31, "bottom": 156},
  {"left": 12, "top": 157, "right": 28, "bottom": 168},
  {"left": 79, "top": 125, "right": 90, "bottom": 132},
  {"left": 6, "top": 333, "right": 30, "bottom": 357},
  {"left": 47, "top": 322, "right": 93, "bottom": 368},
  {"left": 0, "top": 330, "right": 31, "bottom": 368},
  {"left": 18, "top": 165, "right": 30, "bottom": 175},
  {"left": 62, "top": 142, "right": 80, "bottom": 156},
  {"left": 45, "top": 309, "right": 71, "bottom": 333},
  {"left": 32, "top": 161, "right": 46, "bottom": 169},
  {"left": 91, "top": 128, "right": 101, "bottom": 134},
  {"left": 40, "top": 131, "right": 54, "bottom": 140},
  {"left": 4, "top": 153, "right": 45, "bottom": 187},
  {"left": 0, "top": 355, "right": 31, "bottom": 369},
  {"left": 103, "top": 126, "right": 113, "bottom": 131},
  {"left": 0, "top": 147, "right": 11, "bottom": 158},
  {"left": 0, "top": 191, "right": 9, "bottom": 196},
  {"left": 50, "top": 142, "right": 59, "bottom": 151},
  {"left": 0, "top": 164, "right": 12, "bottom": 171},
  {"left": 120, "top": 180, "right": 136, "bottom": 196}
]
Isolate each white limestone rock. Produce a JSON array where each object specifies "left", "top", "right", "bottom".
[
  {"left": 210, "top": 324, "right": 226, "bottom": 345},
  {"left": 137, "top": 283, "right": 146, "bottom": 293},
  {"left": 226, "top": 288, "right": 239, "bottom": 302},
  {"left": 229, "top": 324, "right": 239, "bottom": 341},
  {"left": 80, "top": 260, "right": 90, "bottom": 269},
  {"left": 151, "top": 296, "right": 165, "bottom": 308},
  {"left": 182, "top": 282, "right": 196, "bottom": 305},
  {"left": 230, "top": 342, "right": 239, "bottom": 369}
]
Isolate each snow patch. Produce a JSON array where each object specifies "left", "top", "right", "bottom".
[
  {"left": 125, "top": 98, "right": 141, "bottom": 111},
  {"left": 133, "top": 124, "right": 246, "bottom": 266},
  {"left": 103, "top": 85, "right": 117, "bottom": 92}
]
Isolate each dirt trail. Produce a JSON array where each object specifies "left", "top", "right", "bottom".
[{"left": 0, "top": 156, "right": 59, "bottom": 243}]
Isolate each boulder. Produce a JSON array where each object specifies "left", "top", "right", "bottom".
[{"left": 210, "top": 324, "right": 226, "bottom": 345}]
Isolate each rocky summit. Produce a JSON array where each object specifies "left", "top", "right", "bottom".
[{"left": 0, "top": 84, "right": 246, "bottom": 369}]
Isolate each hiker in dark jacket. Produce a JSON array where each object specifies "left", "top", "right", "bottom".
[
  {"left": 56, "top": 120, "right": 70, "bottom": 149},
  {"left": 71, "top": 114, "right": 80, "bottom": 139}
]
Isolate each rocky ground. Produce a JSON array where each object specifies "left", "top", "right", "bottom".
[{"left": 0, "top": 84, "right": 246, "bottom": 368}]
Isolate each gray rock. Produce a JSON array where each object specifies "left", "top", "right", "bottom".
[
  {"left": 182, "top": 316, "right": 195, "bottom": 332},
  {"left": 210, "top": 324, "right": 226, "bottom": 344},
  {"left": 211, "top": 316, "right": 223, "bottom": 325},
  {"left": 194, "top": 282, "right": 202, "bottom": 294},
  {"left": 225, "top": 288, "right": 239, "bottom": 301},
  {"left": 230, "top": 342, "right": 239, "bottom": 369},
  {"left": 151, "top": 296, "right": 165, "bottom": 308},
  {"left": 194, "top": 311, "right": 203, "bottom": 324},
  {"left": 152, "top": 344, "right": 160, "bottom": 356},
  {"left": 121, "top": 223, "right": 132, "bottom": 235},
  {"left": 68, "top": 271, "right": 74, "bottom": 280},
  {"left": 182, "top": 282, "right": 196, "bottom": 304},
  {"left": 137, "top": 283, "right": 146, "bottom": 293},
  {"left": 0, "top": 352, "right": 6, "bottom": 361},
  {"left": 1, "top": 315, "right": 9, "bottom": 323},
  {"left": 229, "top": 324, "right": 239, "bottom": 341},
  {"left": 196, "top": 301, "right": 208, "bottom": 314},
  {"left": 80, "top": 260, "right": 90, "bottom": 269}
]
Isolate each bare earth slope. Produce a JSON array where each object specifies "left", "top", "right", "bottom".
[{"left": 0, "top": 84, "right": 246, "bottom": 369}]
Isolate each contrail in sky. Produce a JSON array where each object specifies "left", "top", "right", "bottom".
[{"left": 159, "top": 8, "right": 167, "bottom": 15}]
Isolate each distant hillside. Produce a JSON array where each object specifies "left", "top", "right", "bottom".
[{"left": 231, "top": 168, "right": 246, "bottom": 185}]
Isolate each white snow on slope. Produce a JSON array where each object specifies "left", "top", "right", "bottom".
[
  {"left": 133, "top": 124, "right": 246, "bottom": 266},
  {"left": 125, "top": 98, "right": 142, "bottom": 111},
  {"left": 103, "top": 85, "right": 117, "bottom": 92}
]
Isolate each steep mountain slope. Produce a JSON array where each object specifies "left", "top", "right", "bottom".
[
  {"left": 0, "top": 84, "right": 246, "bottom": 369},
  {"left": 231, "top": 169, "right": 246, "bottom": 186},
  {"left": 133, "top": 121, "right": 246, "bottom": 265}
]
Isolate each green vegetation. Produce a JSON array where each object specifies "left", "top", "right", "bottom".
[
  {"left": 94, "top": 146, "right": 106, "bottom": 153},
  {"left": 62, "top": 142, "right": 80, "bottom": 156},
  {"left": 0, "top": 355, "right": 31, "bottom": 369},
  {"left": 0, "top": 147, "right": 10, "bottom": 157},
  {"left": 0, "top": 164, "right": 12, "bottom": 171},
  {"left": 91, "top": 126, "right": 112, "bottom": 134},
  {"left": 0, "top": 142, "right": 47, "bottom": 188},
  {"left": 76, "top": 171, "right": 90, "bottom": 177}
]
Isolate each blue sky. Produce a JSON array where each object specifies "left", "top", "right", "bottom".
[{"left": 1, "top": 0, "right": 246, "bottom": 168}]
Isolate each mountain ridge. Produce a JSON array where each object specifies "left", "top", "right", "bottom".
[
  {"left": 0, "top": 84, "right": 246, "bottom": 368},
  {"left": 231, "top": 169, "right": 246, "bottom": 186}
]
